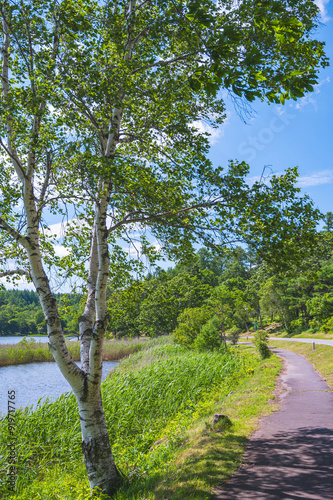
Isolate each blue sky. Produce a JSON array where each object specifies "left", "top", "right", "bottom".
[{"left": 206, "top": 0, "right": 333, "bottom": 218}]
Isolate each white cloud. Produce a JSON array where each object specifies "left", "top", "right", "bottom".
[
  {"left": 46, "top": 221, "right": 68, "bottom": 238},
  {"left": 295, "top": 77, "right": 330, "bottom": 111},
  {"left": 297, "top": 170, "right": 333, "bottom": 187},
  {"left": 53, "top": 245, "right": 70, "bottom": 257},
  {"left": 315, "top": 0, "right": 331, "bottom": 22},
  {"left": 191, "top": 120, "right": 225, "bottom": 145}
]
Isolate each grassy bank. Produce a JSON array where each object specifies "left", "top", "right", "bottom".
[
  {"left": 268, "top": 339, "right": 333, "bottom": 389},
  {"left": 0, "top": 341, "right": 282, "bottom": 499},
  {"left": 0, "top": 337, "right": 160, "bottom": 367}
]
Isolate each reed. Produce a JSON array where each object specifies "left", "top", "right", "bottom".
[{"left": 0, "top": 336, "right": 162, "bottom": 367}]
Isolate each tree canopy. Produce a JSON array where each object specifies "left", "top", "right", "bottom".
[{"left": 0, "top": 0, "right": 327, "bottom": 281}]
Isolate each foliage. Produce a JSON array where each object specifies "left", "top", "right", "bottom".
[
  {"left": 207, "top": 278, "right": 253, "bottom": 332},
  {"left": 0, "top": 290, "right": 81, "bottom": 337},
  {"left": 0, "top": 0, "right": 326, "bottom": 287},
  {"left": 107, "top": 281, "right": 144, "bottom": 338},
  {"left": 172, "top": 307, "right": 212, "bottom": 347},
  {"left": 254, "top": 330, "right": 271, "bottom": 359},
  {"left": 226, "top": 326, "right": 241, "bottom": 345},
  {"left": 136, "top": 270, "right": 216, "bottom": 336},
  {"left": 256, "top": 229, "right": 333, "bottom": 334},
  {"left": 194, "top": 315, "right": 222, "bottom": 351}
]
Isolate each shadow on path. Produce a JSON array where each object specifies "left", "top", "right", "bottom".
[
  {"left": 215, "top": 349, "right": 333, "bottom": 500},
  {"left": 215, "top": 428, "right": 333, "bottom": 500}
]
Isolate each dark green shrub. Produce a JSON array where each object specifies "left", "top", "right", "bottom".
[
  {"left": 173, "top": 307, "right": 212, "bottom": 347},
  {"left": 194, "top": 315, "right": 222, "bottom": 351},
  {"left": 226, "top": 326, "right": 241, "bottom": 345},
  {"left": 254, "top": 330, "right": 271, "bottom": 359}
]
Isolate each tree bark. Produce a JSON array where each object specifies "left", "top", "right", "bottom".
[
  {"left": 77, "top": 381, "right": 120, "bottom": 495},
  {"left": 79, "top": 225, "right": 99, "bottom": 373}
]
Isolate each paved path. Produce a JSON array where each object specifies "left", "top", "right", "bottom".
[
  {"left": 214, "top": 349, "right": 333, "bottom": 500},
  {"left": 269, "top": 337, "right": 333, "bottom": 347}
]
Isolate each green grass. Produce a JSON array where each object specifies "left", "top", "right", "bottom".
[
  {"left": 151, "top": 349, "right": 281, "bottom": 500},
  {"left": 0, "top": 342, "right": 282, "bottom": 499},
  {"left": 0, "top": 337, "right": 161, "bottom": 367},
  {"left": 241, "top": 328, "right": 333, "bottom": 341}
]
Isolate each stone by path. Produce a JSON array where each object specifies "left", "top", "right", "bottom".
[{"left": 214, "top": 349, "right": 333, "bottom": 500}]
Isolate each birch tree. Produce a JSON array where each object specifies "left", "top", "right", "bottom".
[{"left": 0, "top": 0, "right": 327, "bottom": 495}]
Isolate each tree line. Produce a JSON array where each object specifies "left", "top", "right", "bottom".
[
  {"left": 0, "top": 291, "right": 81, "bottom": 337},
  {"left": 107, "top": 220, "right": 333, "bottom": 342},
  {"left": 2, "top": 216, "right": 333, "bottom": 340}
]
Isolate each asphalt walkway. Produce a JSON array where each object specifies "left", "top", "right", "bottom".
[
  {"left": 214, "top": 348, "right": 333, "bottom": 500},
  {"left": 270, "top": 337, "right": 333, "bottom": 347}
]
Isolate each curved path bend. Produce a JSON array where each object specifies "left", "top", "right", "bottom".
[{"left": 214, "top": 349, "right": 333, "bottom": 500}]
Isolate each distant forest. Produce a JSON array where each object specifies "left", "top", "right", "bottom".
[
  {"left": 1, "top": 216, "right": 333, "bottom": 338},
  {"left": 0, "top": 290, "right": 82, "bottom": 337}
]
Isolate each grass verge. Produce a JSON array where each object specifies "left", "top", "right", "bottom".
[
  {"left": 0, "top": 342, "right": 282, "bottom": 499},
  {"left": 241, "top": 330, "right": 333, "bottom": 341}
]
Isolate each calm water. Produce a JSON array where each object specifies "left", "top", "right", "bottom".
[
  {"left": 0, "top": 360, "right": 117, "bottom": 418},
  {"left": 0, "top": 336, "right": 78, "bottom": 344}
]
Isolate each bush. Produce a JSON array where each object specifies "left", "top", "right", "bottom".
[
  {"left": 321, "top": 317, "right": 333, "bottom": 333},
  {"left": 173, "top": 307, "right": 211, "bottom": 347},
  {"left": 226, "top": 326, "right": 241, "bottom": 345},
  {"left": 194, "top": 315, "right": 222, "bottom": 351},
  {"left": 254, "top": 330, "right": 271, "bottom": 359},
  {"left": 289, "top": 318, "right": 307, "bottom": 335}
]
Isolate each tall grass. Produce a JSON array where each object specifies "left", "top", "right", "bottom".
[
  {"left": 0, "top": 342, "right": 259, "bottom": 499},
  {"left": 0, "top": 337, "right": 162, "bottom": 367}
]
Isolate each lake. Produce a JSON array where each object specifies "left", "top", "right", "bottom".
[
  {"left": 0, "top": 336, "right": 75, "bottom": 344},
  {"left": 0, "top": 360, "right": 117, "bottom": 418}
]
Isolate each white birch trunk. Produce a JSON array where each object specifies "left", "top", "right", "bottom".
[
  {"left": 79, "top": 225, "right": 98, "bottom": 373},
  {"left": 23, "top": 177, "right": 120, "bottom": 493},
  {"left": 1, "top": 7, "right": 121, "bottom": 494},
  {"left": 78, "top": 394, "right": 119, "bottom": 496},
  {"left": 76, "top": 183, "right": 120, "bottom": 493}
]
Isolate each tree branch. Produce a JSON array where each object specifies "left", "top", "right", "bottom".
[
  {"left": 37, "top": 153, "right": 52, "bottom": 209},
  {"left": 0, "top": 269, "right": 31, "bottom": 278},
  {"left": 0, "top": 217, "right": 28, "bottom": 247},
  {"left": 130, "top": 49, "right": 202, "bottom": 75},
  {"left": 0, "top": 7, "right": 27, "bottom": 182},
  {"left": 107, "top": 199, "right": 224, "bottom": 234}
]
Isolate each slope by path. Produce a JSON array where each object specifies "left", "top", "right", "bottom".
[{"left": 214, "top": 348, "right": 333, "bottom": 500}]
